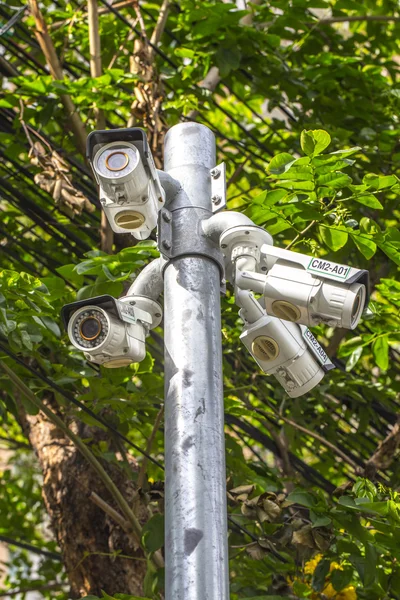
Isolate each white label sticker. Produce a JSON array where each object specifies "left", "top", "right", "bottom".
[
  {"left": 307, "top": 257, "right": 350, "bottom": 280},
  {"left": 302, "top": 328, "right": 330, "bottom": 366}
]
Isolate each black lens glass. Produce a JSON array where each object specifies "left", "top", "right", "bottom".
[{"left": 80, "top": 317, "right": 102, "bottom": 340}]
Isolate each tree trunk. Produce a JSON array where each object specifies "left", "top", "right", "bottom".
[{"left": 18, "top": 396, "right": 148, "bottom": 598}]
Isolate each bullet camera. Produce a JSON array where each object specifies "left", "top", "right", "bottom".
[
  {"left": 240, "top": 314, "right": 334, "bottom": 398},
  {"left": 87, "top": 128, "right": 165, "bottom": 240},
  {"left": 258, "top": 245, "right": 369, "bottom": 330},
  {"left": 61, "top": 294, "right": 162, "bottom": 368},
  {"left": 223, "top": 226, "right": 370, "bottom": 330}
]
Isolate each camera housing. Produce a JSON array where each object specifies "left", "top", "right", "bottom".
[
  {"left": 61, "top": 294, "right": 162, "bottom": 368},
  {"left": 258, "top": 245, "right": 369, "bottom": 329},
  {"left": 240, "top": 314, "right": 334, "bottom": 398},
  {"left": 87, "top": 128, "right": 165, "bottom": 240}
]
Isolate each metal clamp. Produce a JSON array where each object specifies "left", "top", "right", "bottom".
[
  {"left": 157, "top": 207, "right": 226, "bottom": 281},
  {"left": 210, "top": 163, "right": 227, "bottom": 213}
]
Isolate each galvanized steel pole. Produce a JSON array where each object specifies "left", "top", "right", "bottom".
[{"left": 163, "top": 123, "right": 229, "bottom": 600}]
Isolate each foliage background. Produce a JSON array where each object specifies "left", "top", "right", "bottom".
[{"left": 0, "top": 0, "right": 400, "bottom": 598}]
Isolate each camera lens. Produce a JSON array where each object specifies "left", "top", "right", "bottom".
[
  {"left": 71, "top": 308, "right": 109, "bottom": 349},
  {"left": 105, "top": 151, "right": 129, "bottom": 172},
  {"left": 80, "top": 316, "right": 102, "bottom": 340},
  {"left": 350, "top": 285, "right": 365, "bottom": 328},
  {"left": 95, "top": 144, "right": 139, "bottom": 179}
]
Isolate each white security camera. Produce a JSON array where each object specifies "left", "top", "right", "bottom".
[
  {"left": 259, "top": 245, "right": 368, "bottom": 329},
  {"left": 240, "top": 314, "right": 334, "bottom": 398},
  {"left": 61, "top": 294, "right": 162, "bottom": 368},
  {"left": 87, "top": 128, "right": 165, "bottom": 240},
  {"left": 232, "top": 240, "right": 369, "bottom": 330},
  {"left": 261, "top": 263, "right": 365, "bottom": 329}
]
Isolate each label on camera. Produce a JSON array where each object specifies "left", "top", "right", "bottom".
[
  {"left": 307, "top": 257, "right": 351, "bottom": 280},
  {"left": 118, "top": 303, "right": 137, "bottom": 324},
  {"left": 302, "top": 327, "right": 330, "bottom": 366}
]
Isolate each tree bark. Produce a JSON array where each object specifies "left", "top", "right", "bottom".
[{"left": 18, "top": 396, "right": 148, "bottom": 598}]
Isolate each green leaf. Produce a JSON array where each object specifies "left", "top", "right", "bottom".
[
  {"left": 312, "top": 558, "right": 330, "bottom": 592},
  {"left": 300, "top": 130, "right": 316, "bottom": 156},
  {"left": 364, "top": 542, "right": 378, "bottom": 586},
  {"left": 313, "top": 147, "right": 361, "bottom": 165},
  {"left": 143, "top": 558, "right": 158, "bottom": 597},
  {"left": 331, "top": 568, "right": 353, "bottom": 592},
  {"left": 320, "top": 226, "right": 348, "bottom": 251},
  {"left": 301, "top": 129, "right": 331, "bottom": 156},
  {"left": 311, "top": 516, "right": 332, "bottom": 528},
  {"left": 215, "top": 46, "right": 241, "bottom": 77},
  {"left": 141, "top": 513, "right": 164, "bottom": 552},
  {"left": 372, "top": 335, "right": 389, "bottom": 371},
  {"left": 40, "top": 316, "right": 61, "bottom": 337},
  {"left": 267, "top": 153, "right": 295, "bottom": 175},
  {"left": 363, "top": 174, "right": 398, "bottom": 190},
  {"left": 346, "top": 346, "right": 363, "bottom": 371},
  {"left": 286, "top": 490, "right": 318, "bottom": 508},
  {"left": 175, "top": 47, "right": 196, "bottom": 58},
  {"left": 292, "top": 580, "right": 313, "bottom": 597},
  {"left": 252, "top": 189, "right": 287, "bottom": 206},
  {"left": 317, "top": 172, "right": 352, "bottom": 188},
  {"left": 278, "top": 179, "right": 315, "bottom": 191},
  {"left": 354, "top": 194, "right": 383, "bottom": 209},
  {"left": 351, "top": 234, "right": 377, "bottom": 259}
]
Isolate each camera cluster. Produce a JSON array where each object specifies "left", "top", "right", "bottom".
[
  {"left": 61, "top": 126, "right": 370, "bottom": 397},
  {"left": 220, "top": 225, "right": 369, "bottom": 397}
]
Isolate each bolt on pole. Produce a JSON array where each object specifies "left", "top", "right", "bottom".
[{"left": 163, "top": 123, "right": 230, "bottom": 600}]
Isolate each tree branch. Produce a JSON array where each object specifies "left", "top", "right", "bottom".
[
  {"left": 310, "top": 15, "right": 400, "bottom": 25},
  {"left": 87, "top": 0, "right": 114, "bottom": 254},
  {"left": 285, "top": 220, "right": 317, "bottom": 250},
  {"left": 89, "top": 491, "right": 132, "bottom": 533},
  {"left": 98, "top": 0, "right": 135, "bottom": 14},
  {"left": 274, "top": 411, "right": 360, "bottom": 471},
  {"left": 27, "top": 0, "right": 87, "bottom": 156},
  {"left": 148, "top": 0, "right": 170, "bottom": 62}
]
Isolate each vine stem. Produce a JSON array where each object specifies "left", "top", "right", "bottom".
[{"left": 0, "top": 360, "right": 164, "bottom": 569}]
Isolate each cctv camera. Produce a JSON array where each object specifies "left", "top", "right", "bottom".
[
  {"left": 61, "top": 294, "right": 162, "bottom": 368},
  {"left": 240, "top": 314, "right": 334, "bottom": 397},
  {"left": 261, "top": 262, "right": 365, "bottom": 329},
  {"left": 86, "top": 128, "right": 165, "bottom": 240},
  {"left": 234, "top": 243, "right": 369, "bottom": 330}
]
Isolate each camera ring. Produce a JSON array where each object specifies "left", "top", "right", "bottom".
[{"left": 105, "top": 151, "right": 129, "bottom": 172}]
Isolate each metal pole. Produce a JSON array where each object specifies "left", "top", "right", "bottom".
[{"left": 163, "top": 123, "right": 229, "bottom": 600}]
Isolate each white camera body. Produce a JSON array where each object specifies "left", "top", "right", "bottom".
[
  {"left": 87, "top": 129, "right": 165, "bottom": 240},
  {"left": 230, "top": 235, "right": 369, "bottom": 330},
  {"left": 261, "top": 262, "right": 366, "bottom": 329},
  {"left": 61, "top": 295, "right": 162, "bottom": 368},
  {"left": 259, "top": 245, "right": 369, "bottom": 329},
  {"left": 240, "top": 314, "right": 334, "bottom": 398}
]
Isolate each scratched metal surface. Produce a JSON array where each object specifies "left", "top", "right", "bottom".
[{"left": 163, "top": 123, "right": 229, "bottom": 600}]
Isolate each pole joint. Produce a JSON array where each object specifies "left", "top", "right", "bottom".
[{"left": 157, "top": 193, "right": 226, "bottom": 280}]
